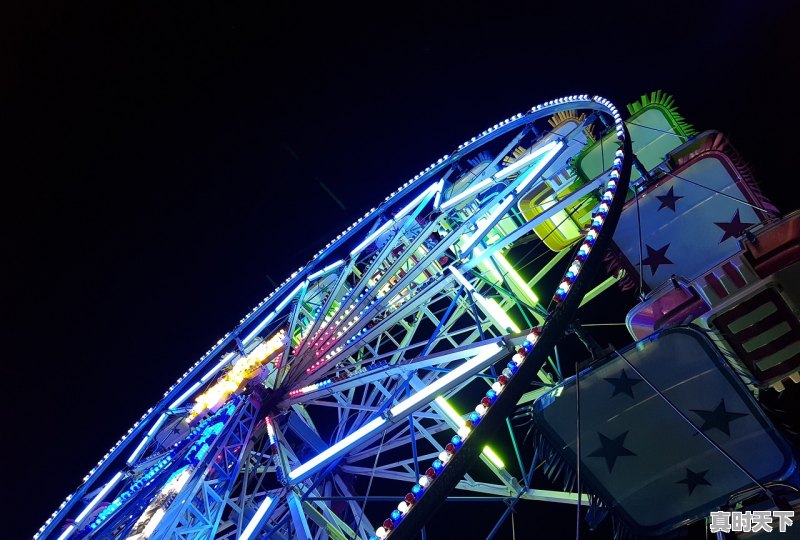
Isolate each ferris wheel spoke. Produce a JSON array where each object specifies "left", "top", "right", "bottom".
[
  {"left": 458, "top": 145, "right": 567, "bottom": 257},
  {"left": 273, "top": 280, "right": 310, "bottom": 388},
  {"left": 462, "top": 177, "right": 606, "bottom": 273},
  {"left": 284, "top": 343, "right": 509, "bottom": 484},
  {"left": 282, "top": 333, "right": 514, "bottom": 408},
  {"left": 479, "top": 124, "right": 534, "bottom": 181},
  {"left": 374, "top": 414, "right": 514, "bottom": 492},
  {"left": 451, "top": 481, "right": 588, "bottom": 505},
  {"left": 285, "top": 492, "right": 313, "bottom": 540},
  {"left": 346, "top": 420, "right": 452, "bottom": 464},
  {"left": 334, "top": 464, "right": 575, "bottom": 505}
]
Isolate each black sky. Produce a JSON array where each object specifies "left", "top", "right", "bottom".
[{"left": 2, "top": 1, "right": 799, "bottom": 538}]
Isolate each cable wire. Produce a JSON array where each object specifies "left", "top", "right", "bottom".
[{"left": 353, "top": 430, "right": 387, "bottom": 539}]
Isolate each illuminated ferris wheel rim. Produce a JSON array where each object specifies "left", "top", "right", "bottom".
[{"left": 35, "top": 93, "right": 628, "bottom": 540}]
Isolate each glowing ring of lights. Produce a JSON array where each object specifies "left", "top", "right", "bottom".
[{"left": 37, "top": 94, "right": 631, "bottom": 540}]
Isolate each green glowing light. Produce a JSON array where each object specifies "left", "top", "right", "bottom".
[
  {"left": 482, "top": 296, "right": 520, "bottom": 333},
  {"left": 434, "top": 396, "right": 465, "bottom": 427},
  {"left": 482, "top": 446, "right": 505, "bottom": 469},
  {"left": 492, "top": 252, "right": 539, "bottom": 305},
  {"left": 434, "top": 396, "right": 506, "bottom": 469}
]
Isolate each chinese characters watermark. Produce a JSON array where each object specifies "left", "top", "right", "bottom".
[{"left": 710, "top": 510, "right": 794, "bottom": 533}]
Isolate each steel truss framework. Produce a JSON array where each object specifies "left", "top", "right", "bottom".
[{"left": 38, "top": 95, "right": 630, "bottom": 540}]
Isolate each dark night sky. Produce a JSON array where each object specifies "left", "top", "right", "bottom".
[{"left": 2, "top": 1, "right": 799, "bottom": 538}]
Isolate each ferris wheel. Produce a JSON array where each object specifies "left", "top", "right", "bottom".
[{"left": 33, "top": 94, "right": 639, "bottom": 540}]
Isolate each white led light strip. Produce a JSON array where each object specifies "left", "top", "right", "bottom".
[
  {"left": 239, "top": 496, "right": 275, "bottom": 540},
  {"left": 74, "top": 472, "right": 124, "bottom": 524},
  {"left": 389, "top": 343, "right": 504, "bottom": 417},
  {"left": 288, "top": 417, "right": 386, "bottom": 482},
  {"left": 495, "top": 140, "right": 562, "bottom": 183}
]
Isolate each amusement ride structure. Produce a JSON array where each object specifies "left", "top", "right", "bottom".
[{"left": 35, "top": 92, "right": 800, "bottom": 539}]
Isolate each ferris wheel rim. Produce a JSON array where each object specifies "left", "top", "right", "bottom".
[{"left": 37, "top": 94, "right": 629, "bottom": 540}]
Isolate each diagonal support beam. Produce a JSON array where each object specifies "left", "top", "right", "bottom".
[
  {"left": 286, "top": 342, "right": 509, "bottom": 483},
  {"left": 288, "top": 491, "right": 313, "bottom": 540}
]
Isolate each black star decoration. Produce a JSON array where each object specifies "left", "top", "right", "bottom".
[
  {"left": 656, "top": 186, "right": 683, "bottom": 212},
  {"left": 677, "top": 468, "right": 711, "bottom": 495},
  {"left": 690, "top": 399, "right": 748, "bottom": 436},
  {"left": 588, "top": 431, "right": 637, "bottom": 473},
  {"left": 604, "top": 369, "right": 644, "bottom": 398},
  {"left": 641, "top": 243, "right": 674, "bottom": 274},
  {"left": 714, "top": 209, "right": 755, "bottom": 243}
]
